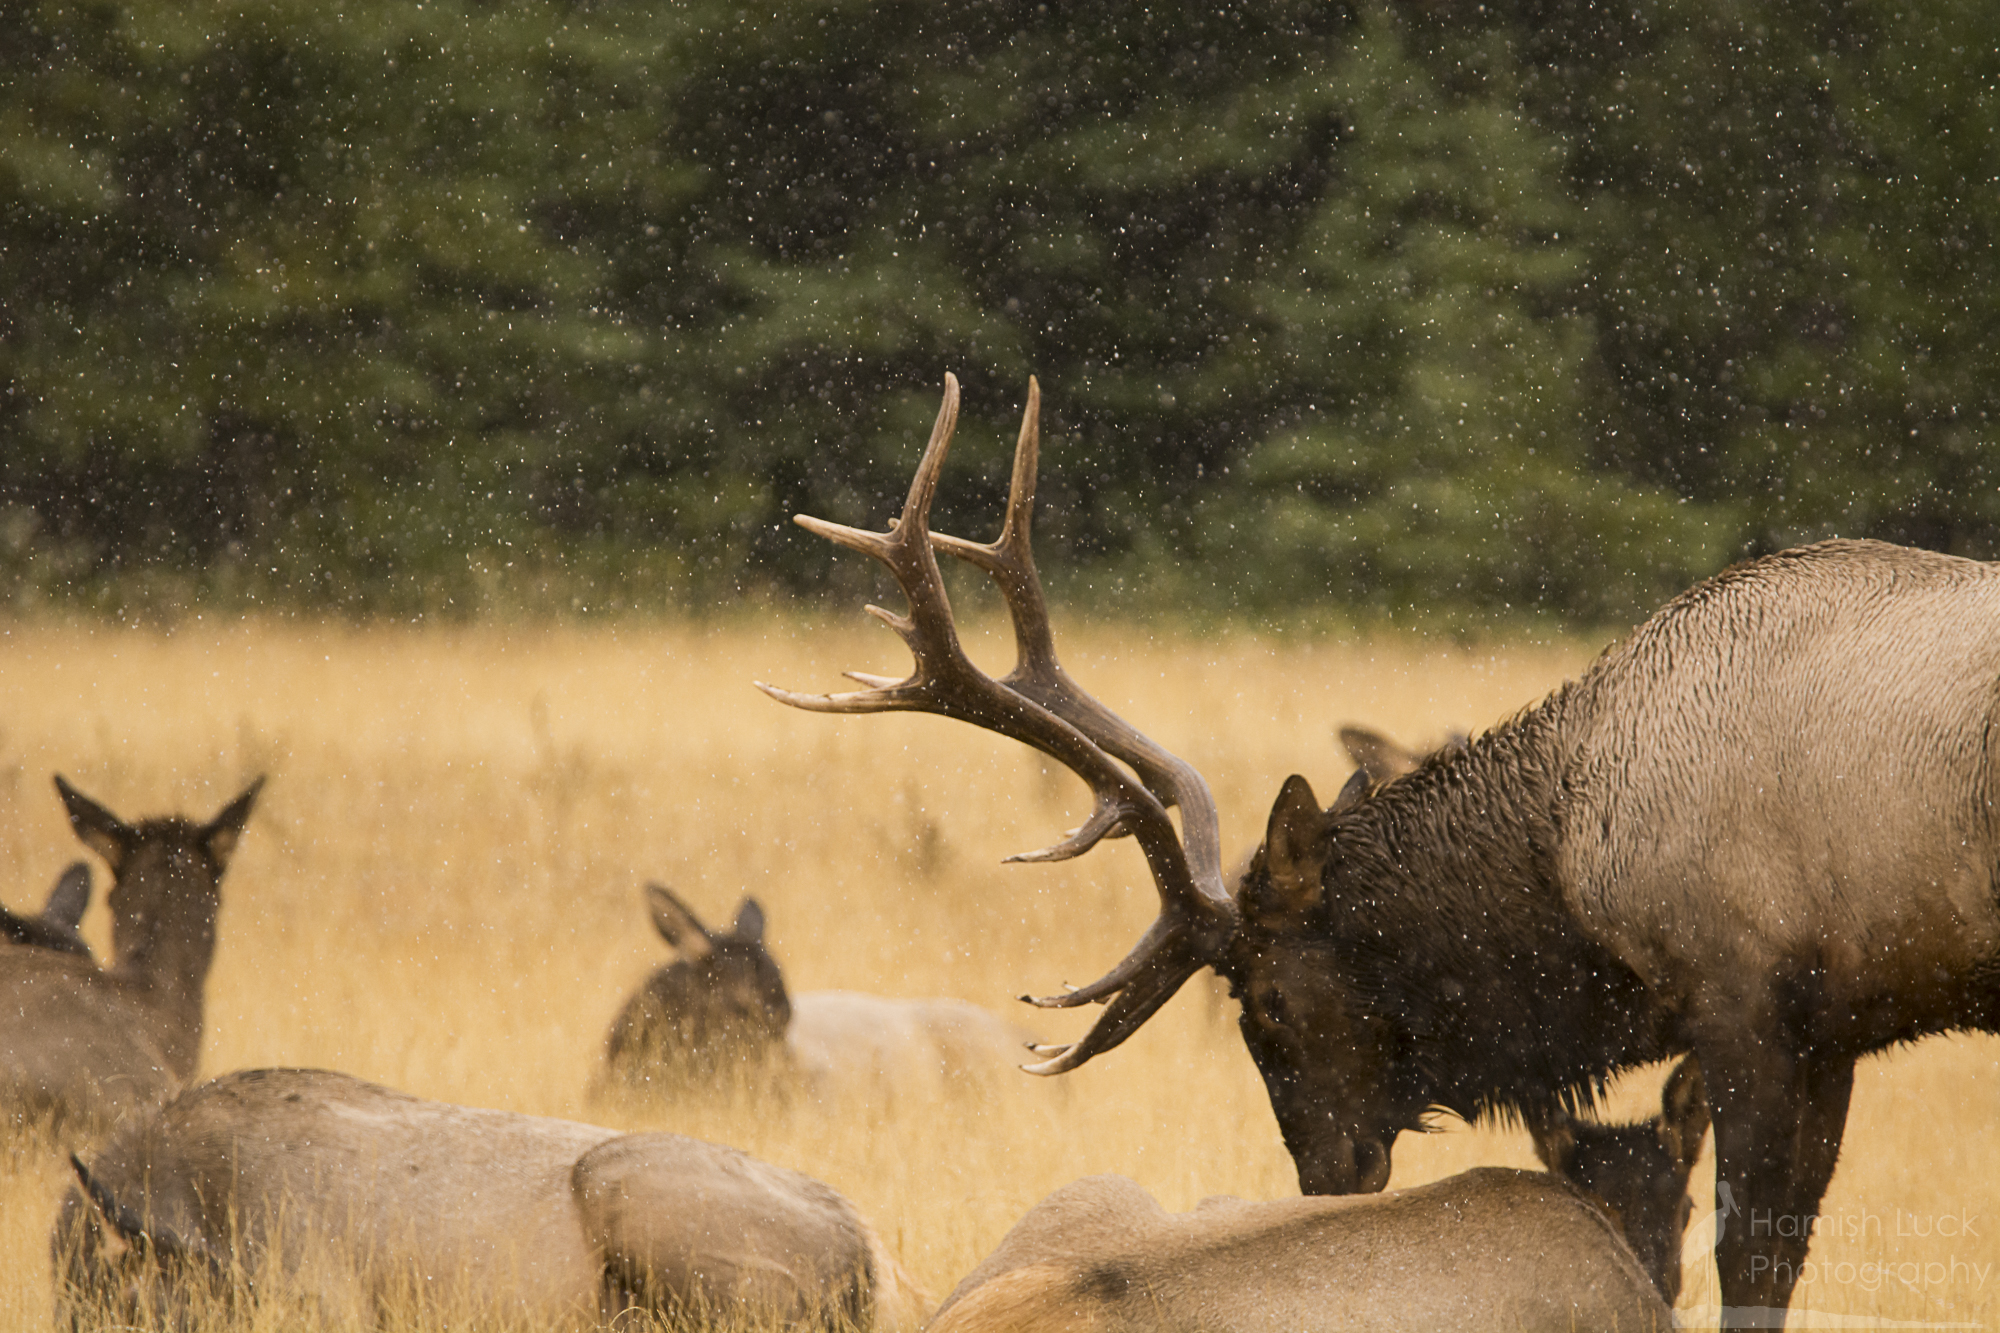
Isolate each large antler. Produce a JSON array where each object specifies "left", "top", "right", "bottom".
[{"left": 757, "top": 374, "right": 1238, "bottom": 1074}]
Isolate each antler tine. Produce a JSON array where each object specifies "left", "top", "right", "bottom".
[
  {"left": 1020, "top": 933, "right": 1213, "bottom": 1074},
  {"left": 756, "top": 376, "right": 972, "bottom": 716},
  {"left": 929, "top": 379, "right": 1231, "bottom": 918},
  {"left": 763, "top": 375, "right": 1239, "bottom": 1071},
  {"left": 757, "top": 377, "right": 1183, "bottom": 829}
]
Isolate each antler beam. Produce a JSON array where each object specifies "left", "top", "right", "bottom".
[{"left": 758, "top": 375, "right": 1238, "bottom": 1074}]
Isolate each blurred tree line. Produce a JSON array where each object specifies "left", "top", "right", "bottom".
[{"left": 2, "top": 0, "right": 1994, "bottom": 623}]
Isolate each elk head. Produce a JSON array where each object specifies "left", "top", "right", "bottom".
[
  {"left": 607, "top": 883, "right": 793, "bottom": 1076},
  {"left": 1527, "top": 1054, "right": 1710, "bottom": 1304},
  {"left": 760, "top": 376, "right": 1412, "bottom": 1194},
  {"left": 61, "top": 1151, "right": 238, "bottom": 1327},
  {"left": 56, "top": 775, "right": 264, "bottom": 976}
]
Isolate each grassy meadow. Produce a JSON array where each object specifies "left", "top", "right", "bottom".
[{"left": 2, "top": 612, "right": 1999, "bottom": 1330}]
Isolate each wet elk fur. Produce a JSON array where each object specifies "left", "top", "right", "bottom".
[
  {"left": 54, "top": 1068, "right": 930, "bottom": 1331},
  {"left": 766, "top": 375, "right": 2000, "bottom": 1325},
  {"left": 0, "top": 777, "right": 262, "bottom": 1136},
  {"left": 922, "top": 1169, "right": 1674, "bottom": 1333},
  {"left": 603, "top": 883, "right": 1038, "bottom": 1104}
]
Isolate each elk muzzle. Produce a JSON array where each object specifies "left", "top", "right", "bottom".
[{"left": 1294, "top": 1131, "right": 1395, "bottom": 1195}]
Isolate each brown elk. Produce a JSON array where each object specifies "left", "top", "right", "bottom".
[
  {"left": 763, "top": 374, "right": 2000, "bottom": 1326},
  {"left": 1527, "top": 1054, "right": 1708, "bottom": 1304},
  {"left": 0, "top": 777, "right": 262, "bottom": 1137},
  {"left": 55, "top": 1067, "right": 931, "bottom": 1331},
  {"left": 602, "top": 882, "right": 1040, "bottom": 1106},
  {"left": 922, "top": 1168, "right": 1673, "bottom": 1333},
  {"left": 0, "top": 861, "right": 93, "bottom": 957}
]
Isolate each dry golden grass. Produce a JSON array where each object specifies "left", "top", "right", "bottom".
[{"left": 2, "top": 614, "right": 1998, "bottom": 1330}]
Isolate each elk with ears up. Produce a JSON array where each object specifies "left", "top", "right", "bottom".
[
  {"left": 764, "top": 375, "right": 2000, "bottom": 1326},
  {"left": 0, "top": 777, "right": 262, "bottom": 1138},
  {"left": 601, "top": 883, "right": 1040, "bottom": 1106}
]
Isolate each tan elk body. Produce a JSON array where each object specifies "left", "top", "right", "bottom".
[
  {"left": 56, "top": 1067, "right": 930, "bottom": 1331},
  {"left": 0, "top": 778, "right": 260, "bottom": 1136},
  {"left": 603, "top": 883, "right": 1036, "bottom": 1105},
  {"left": 923, "top": 1168, "right": 1673, "bottom": 1333},
  {"left": 765, "top": 375, "right": 1995, "bottom": 1323}
]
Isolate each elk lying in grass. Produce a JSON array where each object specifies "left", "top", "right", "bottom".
[
  {"left": 603, "top": 883, "right": 1039, "bottom": 1107},
  {"left": 55, "top": 1067, "right": 930, "bottom": 1331},
  {"left": 0, "top": 777, "right": 261, "bottom": 1137},
  {"left": 923, "top": 1168, "right": 1673, "bottom": 1333},
  {"left": 0, "top": 861, "right": 93, "bottom": 957},
  {"left": 765, "top": 374, "right": 1998, "bottom": 1325}
]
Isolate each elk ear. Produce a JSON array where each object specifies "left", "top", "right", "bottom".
[
  {"left": 1328, "top": 767, "right": 1372, "bottom": 815},
  {"left": 1659, "top": 1054, "right": 1710, "bottom": 1170},
  {"left": 1259, "top": 775, "right": 1332, "bottom": 916},
  {"left": 1337, "top": 726, "right": 1421, "bottom": 784},
  {"left": 70, "top": 1152, "right": 228, "bottom": 1278},
  {"left": 729, "top": 897, "right": 767, "bottom": 944},
  {"left": 56, "top": 777, "right": 132, "bottom": 874},
  {"left": 44, "top": 862, "right": 92, "bottom": 932},
  {"left": 644, "top": 883, "right": 715, "bottom": 961},
  {"left": 200, "top": 778, "right": 264, "bottom": 870},
  {"left": 71, "top": 1153, "right": 148, "bottom": 1247},
  {"left": 1528, "top": 1114, "right": 1578, "bottom": 1175}
]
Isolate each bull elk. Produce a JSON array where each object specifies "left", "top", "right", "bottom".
[
  {"left": 0, "top": 777, "right": 262, "bottom": 1137},
  {"left": 55, "top": 1067, "right": 930, "bottom": 1331},
  {"left": 762, "top": 374, "right": 2000, "bottom": 1325},
  {"left": 602, "top": 883, "right": 1040, "bottom": 1106},
  {"left": 0, "top": 861, "right": 93, "bottom": 957},
  {"left": 923, "top": 1168, "right": 1673, "bottom": 1333}
]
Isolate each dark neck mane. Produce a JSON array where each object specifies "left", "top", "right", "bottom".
[{"left": 1320, "top": 691, "right": 1678, "bottom": 1123}]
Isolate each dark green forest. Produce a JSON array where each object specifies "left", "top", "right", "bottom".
[{"left": 2, "top": 0, "right": 1995, "bottom": 623}]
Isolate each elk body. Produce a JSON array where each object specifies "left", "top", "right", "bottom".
[
  {"left": 602, "top": 883, "right": 1037, "bottom": 1105},
  {"left": 0, "top": 862, "right": 93, "bottom": 957},
  {"left": 764, "top": 375, "right": 2000, "bottom": 1326},
  {"left": 0, "top": 778, "right": 261, "bottom": 1137},
  {"left": 55, "top": 1067, "right": 930, "bottom": 1331},
  {"left": 923, "top": 1168, "right": 1673, "bottom": 1333}
]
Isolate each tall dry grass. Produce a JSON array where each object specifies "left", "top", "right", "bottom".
[{"left": 2, "top": 615, "right": 1997, "bottom": 1330}]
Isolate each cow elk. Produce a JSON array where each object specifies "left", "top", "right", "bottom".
[
  {"left": 1526, "top": 1053, "right": 1707, "bottom": 1303},
  {"left": 602, "top": 882, "right": 1039, "bottom": 1107},
  {"left": 55, "top": 1067, "right": 930, "bottom": 1331},
  {"left": 763, "top": 374, "right": 1999, "bottom": 1325},
  {"left": 0, "top": 861, "right": 93, "bottom": 957},
  {"left": 923, "top": 1168, "right": 1673, "bottom": 1333},
  {"left": 0, "top": 777, "right": 262, "bottom": 1137}
]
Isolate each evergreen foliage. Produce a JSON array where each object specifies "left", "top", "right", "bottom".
[{"left": 0, "top": 0, "right": 1991, "bottom": 621}]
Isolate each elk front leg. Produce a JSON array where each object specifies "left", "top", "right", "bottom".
[{"left": 1704, "top": 1039, "right": 1856, "bottom": 1328}]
